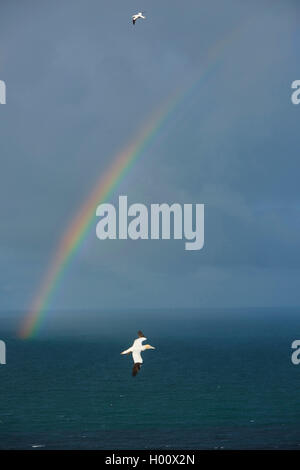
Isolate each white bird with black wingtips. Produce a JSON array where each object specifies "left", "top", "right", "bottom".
[
  {"left": 132, "top": 12, "right": 146, "bottom": 25},
  {"left": 121, "top": 331, "right": 155, "bottom": 376}
]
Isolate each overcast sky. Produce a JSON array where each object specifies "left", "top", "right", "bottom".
[{"left": 0, "top": 0, "right": 300, "bottom": 324}]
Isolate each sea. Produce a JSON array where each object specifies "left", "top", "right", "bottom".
[{"left": 0, "top": 308, "right": 300, "bottom": 449}]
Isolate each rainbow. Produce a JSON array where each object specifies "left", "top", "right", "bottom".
[
  {"left": 19, "top": 24, "right": 245, "bottom": 339},
  {"left": 18, "top": 100, "right": 176, "bottom": 339}
]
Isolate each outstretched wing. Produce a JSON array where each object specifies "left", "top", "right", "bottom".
[
  {"left": 132, "top": 362, "right": 141, "bottom": 376},
  {"left": 138, "top": 330, "right": 145, "bottom": 338},
  {"left": 120, "top": 347, "right": 132, "bottom": 355}
]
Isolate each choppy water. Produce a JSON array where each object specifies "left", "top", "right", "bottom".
[{"left": 1, "top": 309, "right": 300, "bottom": 449}]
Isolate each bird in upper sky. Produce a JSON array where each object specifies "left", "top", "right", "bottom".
[
  {"left": 132, "top": 12, "right": 146, "bottom": 25},
  {"left": 121, "top": 330, "right": 155, "bottom": 376}
]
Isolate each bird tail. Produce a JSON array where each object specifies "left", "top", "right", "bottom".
[{"left": 132, "top": 363, "right": 142, "bottom": 377}]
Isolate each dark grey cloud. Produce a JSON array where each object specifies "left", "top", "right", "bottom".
[{"left": 1, "top": 0, "right": 300, "bottom": 314}]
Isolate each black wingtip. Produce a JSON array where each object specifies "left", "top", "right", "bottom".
[{"left": 138, "top": 330, "right": 145, "bottom": 338}]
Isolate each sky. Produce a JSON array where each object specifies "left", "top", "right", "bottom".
[{"left": 0, "top": 0, "right": 300, "bottom": 326}]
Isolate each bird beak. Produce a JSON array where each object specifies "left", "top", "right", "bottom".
[{"left": 149, "top": 345, "right": 155, "bottom": 350}]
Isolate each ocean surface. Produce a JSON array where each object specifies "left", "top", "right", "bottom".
[{"left": 1, "top": 309, "right": 300, "bottom": 449}]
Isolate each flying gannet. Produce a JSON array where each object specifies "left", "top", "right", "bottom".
[
  {"left": 132, "top": 12, "right": 146, "bottom": 25},
  {"left": 121, "top": 330, "right": 155, "bottom": 376}
]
